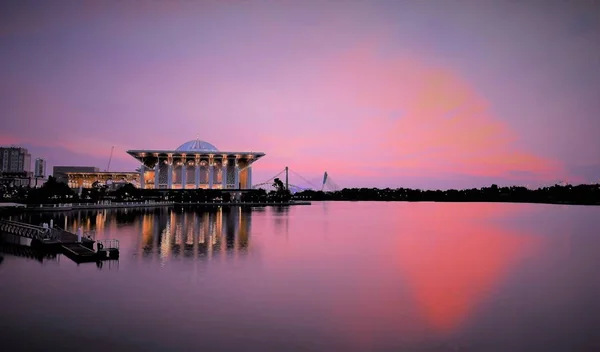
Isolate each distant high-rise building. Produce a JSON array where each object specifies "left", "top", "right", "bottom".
[
  {"left": 0, "top": 146, "right": 34, "bottom": 187},
  {"left": 0, "top": 146, "right": 31, "bottom": 173},
  {"left": 35, "top": 158, "right": 46, "bottom": 178}
]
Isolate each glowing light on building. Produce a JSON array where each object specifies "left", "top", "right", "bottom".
[{"left": 127, "top": 137, "right": 265, "bottom": 190}]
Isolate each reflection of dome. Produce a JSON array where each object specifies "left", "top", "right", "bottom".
[{"left": 176, "top": 139, "right": 219, "bottom": 152}]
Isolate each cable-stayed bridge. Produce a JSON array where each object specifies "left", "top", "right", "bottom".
[{"left": 252, "top": 167, "right": 340, "bottom": 193}]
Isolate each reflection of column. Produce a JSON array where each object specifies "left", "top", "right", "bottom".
[
  {"left": 194, "top": 156, "right": 200, "bottom": 189},
  {"left": 207, "top": 213, "right": 214, "bottom": 259},
  {"left": 221, "top": 158, "right": 228, "bottom": 189},
  {"left": 238, "top": 208, "right": 250, "bottom": 249},
  {"left": 154, "top": 157, "right": 160, "bottom": 189},
  {"left": 139, "top": 164, "right": 145, "bottom": 189},
  {"left": 208, "top": 156, "right": 214, "bottom": 189},
  {"left": 181, "top": 159, "right": 187, "bottom": 190},
  {"left": 193, "top": 215, "right": 199, "bottom": 258},
  {"left": 231, "top": 208, "right": 239, "bottom": 252},
  {"left": 167, "top": 154, "right": 173, "bottom": 189},
  {"left": 220, "top": 209, "right": 227, "bottom": 254}
]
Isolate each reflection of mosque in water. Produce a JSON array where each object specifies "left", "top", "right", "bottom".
[
  {"left": 140, "top": 208, "right": 252, "bottom": 259},
  {"left": 12, "top": 207, "right": 253, "bottom": 260}
]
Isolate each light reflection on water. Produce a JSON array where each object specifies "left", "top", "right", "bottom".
[
  {"left": 5, "top": 207, "right": 254, "bottom": 264},
  {"left": 1, "top": 202, "right": 600, "bottom": 351}
]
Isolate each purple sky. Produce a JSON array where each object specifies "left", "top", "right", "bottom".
[{"left": 1, "top": 0, "right": 599, "bottom": 189}]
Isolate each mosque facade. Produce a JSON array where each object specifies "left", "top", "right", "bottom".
[{"left": 126, "top": 139, "right": 265, "bottom": 190}]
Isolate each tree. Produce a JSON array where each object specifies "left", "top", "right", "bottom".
[
  {"left": 112, "top": 183, "right": 140, "bottom": 200},
  {"left": 270, "top": 178, "right": 291, "bottom": 202},
  {"left": 273, "top": 178, "right": 285, "bottom": 192},
  {"left": 27, "top": 176, "right": 75, "bottom": 203}
]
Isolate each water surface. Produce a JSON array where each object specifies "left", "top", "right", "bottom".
[{"left": 1, "top": 202, "right": 599, "bottom": 351}]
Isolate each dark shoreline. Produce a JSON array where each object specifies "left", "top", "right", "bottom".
[
  {"left": 1, "top": 199, "right": 598, "bottom": 216},
  {"left": 305, "top": 199, "right": 600, "bottom": 206},
  {"left": 0, "top": 200, "right": 312, "bottom": 213},
  {"left": 293, "top": 184, "right": 600, "bottom": 206},
  {"left": 2, "top": 183, "right": 599, "bottom": 212}
]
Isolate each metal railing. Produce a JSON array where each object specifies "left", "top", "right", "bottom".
[
  {"left": 25, "top": 201, "right": 174, "bottom": 209},
  {"left": 97, "top": 239, "right": 119, "bottom": 250},
  {"left": 0, "top": 219, "right": 58, "bottom": 241},
  {"left": 84, "top": 230, "right": 96, "bottom": 241}
]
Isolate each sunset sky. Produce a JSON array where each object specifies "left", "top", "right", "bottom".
[{"left": 1, "top": 0, "right": 599, "bottom": 189}]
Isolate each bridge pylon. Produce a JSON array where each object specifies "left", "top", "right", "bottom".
[{"left": 252, "top": 167, "right": 339, "bottom": 192}]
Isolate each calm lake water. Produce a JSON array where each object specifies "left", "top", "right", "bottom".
[{"left": 1, "top": 202, "right": 599, "bottom": 351}]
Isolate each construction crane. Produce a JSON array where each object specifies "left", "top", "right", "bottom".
[{"left": 105, "top": 146, "right": 114, "bottom": 172}]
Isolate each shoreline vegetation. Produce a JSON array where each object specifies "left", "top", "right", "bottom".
[
  {"left": 1, "top": 176, "right": 599, "bottom": 209},
  {"left": 293, "top": 183, "right": 600, "bottom": 206}
]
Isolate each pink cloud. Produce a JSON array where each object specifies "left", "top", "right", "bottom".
[
  {"left": 0, "top": 133, "right": 20, "bottom": 145},
  {"left": 316, "top": 43, "right": 567, "bottom": 181},
  {"left": 3, "top": 3, "right": 583, "bottom": 188},
  {"left": 244, "top": 41, "right": 568, "bottom": 185}
]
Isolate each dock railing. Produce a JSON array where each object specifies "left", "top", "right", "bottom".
[
  {"left": 83, "top": 230, "right": 96, "bottom": 241},
  {"left": 97, "top": 239, "right": 119, "bottom": 250},
  {"left": 0, "top": 219, "right": 59, "bottom": 241},
  {"left": 25, "top": 201, "right": 174, "bottom": 210}
]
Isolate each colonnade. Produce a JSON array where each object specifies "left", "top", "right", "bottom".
[{"left": 140, "top": 154, "right": 253, "bottom": 190}]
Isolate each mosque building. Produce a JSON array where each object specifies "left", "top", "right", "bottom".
[{"left": 126, "top": 138, "right": 265, "bottom": 190}]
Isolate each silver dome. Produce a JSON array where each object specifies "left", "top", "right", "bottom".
[{"left": 176, "top": 139, "right": 219, "bottom": 152}]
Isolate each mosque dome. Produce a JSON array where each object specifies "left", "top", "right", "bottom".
[{"left": 176, "top": 139, "right": 219, "bottom": 152}]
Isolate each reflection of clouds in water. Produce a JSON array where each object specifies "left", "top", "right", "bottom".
[{"left": 329, "top": 204, "right": 541, "bottom": 347}]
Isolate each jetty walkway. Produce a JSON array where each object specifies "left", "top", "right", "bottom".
[
  {"left": 0, "top": 219, "right": 119, "bottom": 264},
  {"left": 23, "top": 201, "right": 174, "bottom": 212},
  {"left": 175, "top": 200, "right": 312, "bottom": 207},
  {"left": 2, "top": 200, "right": 311, "bottom": 212}
]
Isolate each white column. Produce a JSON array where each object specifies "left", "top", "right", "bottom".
[
  {"left": 234, "top": 162, "right": 240, "bottom": 189},
  {"left": 167, "top": 155, "right": 173, "bottom": 189},
  {"left": 208, "top": 163, "right": 214, "bottom": 189},
  {"left": 181, "top": 163, "right": 187, "bottom": 190},
  {"left": 139, "top": 164, "right": 145, "bottom": 189},
  {"left": 247, "top": 165, "right": 252, "bottom": 189},
  {"left": 221, "top": 159, "right": 228, "bottom": 189},
  {"left": 195, "top": 162, "right": 200, "bottom": 189},
  {"left": 154, "top": 158, "right": 160, "bottom": 189}
]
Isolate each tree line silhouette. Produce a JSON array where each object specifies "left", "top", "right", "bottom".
[
  {"left": 2, "top": 176, "right": 599, "bottom": 205},
  {"left": 292, "top": 183, "right": 600, "bottom": 205},
  {"left": 1, "top": 176, "right": 292, "bottom": 204}
]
